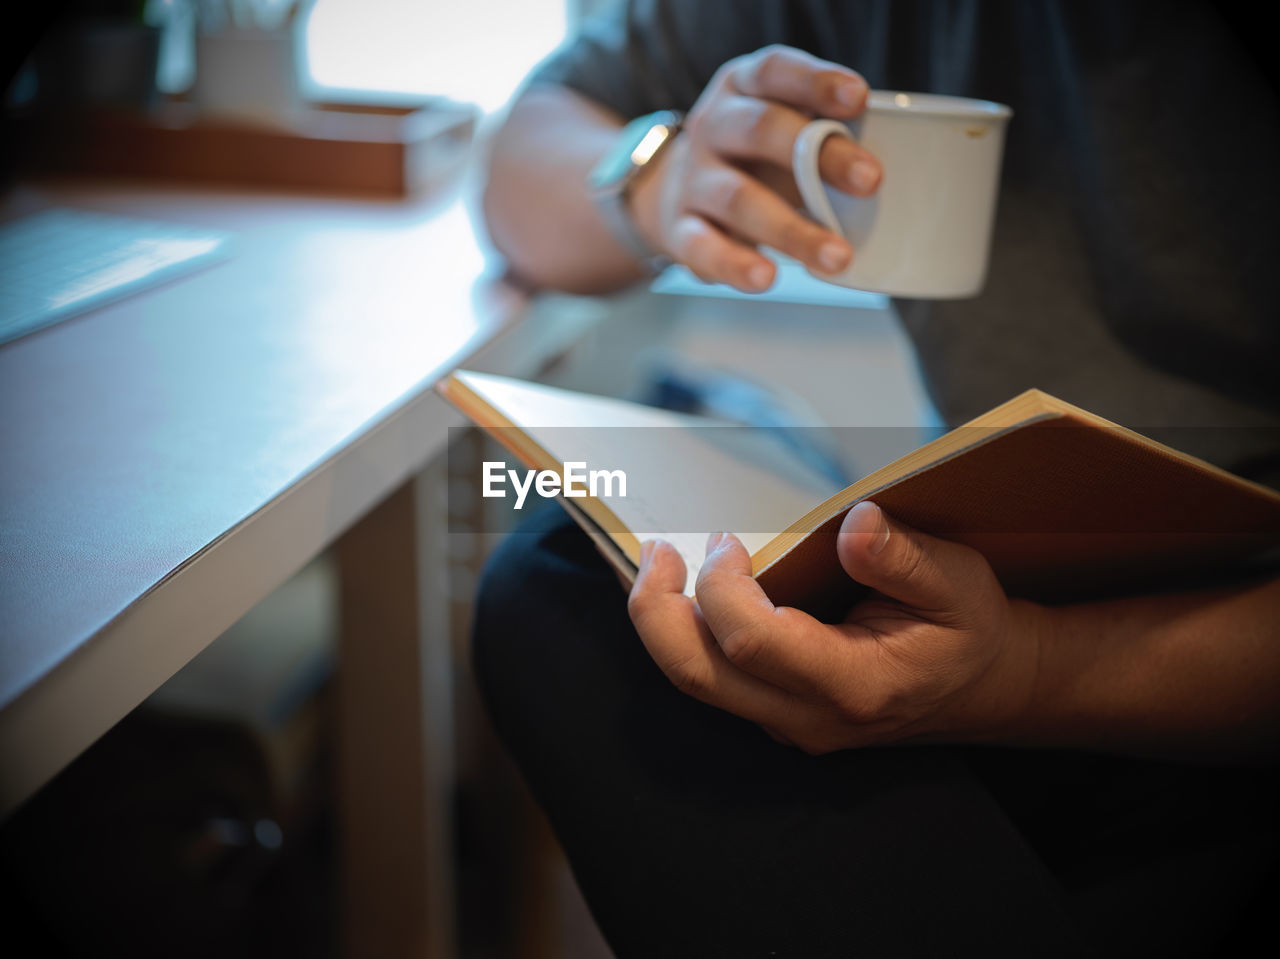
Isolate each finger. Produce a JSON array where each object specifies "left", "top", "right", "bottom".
[
  {"left": 696, "top": 532, "right": 854, "bottom": 697},
  {"left": 687, "top": 164, "right": 851, "bottom": 273},
  {"left": 701, "top": 95, "right": 881, "bottom": 196},
  {"left": 744, "top": 160, "right": 802, "bottom": 206},
  {"left": 628, "top": 539, "right": 806, "bottom": 721},
  {"left": 836, "top": 502, "right": 995, "bottom": 619},
  {"left": 667, "top": 213, "right": 776, "bottom": 291},
  {"left": 729, "top": 45, "right": 868, "bottom": 119}
]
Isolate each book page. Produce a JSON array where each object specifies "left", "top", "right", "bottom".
[
  {"left": 448, "top": 373, "right": 1280, "bottom": 612},
  {"left": 453, "top": 372, "right": 842, "bottom": 593}
]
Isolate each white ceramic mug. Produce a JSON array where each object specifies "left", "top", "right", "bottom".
[{"left": 792, "top": 91, "right": 1012, "bottom": 299}]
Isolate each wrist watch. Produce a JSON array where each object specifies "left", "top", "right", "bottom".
[{"left": 588, "top": 109, "right": 684, "bottom": 273}]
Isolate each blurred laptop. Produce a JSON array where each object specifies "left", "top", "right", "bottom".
[{"left": 0, "top": 207, "right": 231, "bottom": 347}]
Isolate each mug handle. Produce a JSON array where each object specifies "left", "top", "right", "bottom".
[{"left": 792, "top": 119, "right": 855, "bottom": 235}]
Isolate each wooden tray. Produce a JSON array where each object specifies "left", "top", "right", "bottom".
[{"left": 15, "top": 99, "right": 478, "bottom": 196}]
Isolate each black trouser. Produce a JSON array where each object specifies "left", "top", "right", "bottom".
[{"left": 471, "top": 506, "right": 1278, "bottom": 959}]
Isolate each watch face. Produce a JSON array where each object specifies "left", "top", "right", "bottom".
[{"left": 589, "top": 112, "right": 676, "bottom": 191}]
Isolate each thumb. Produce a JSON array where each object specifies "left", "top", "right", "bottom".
[{"left": 836, "top": 501, "right": 990, "bottom": 616}]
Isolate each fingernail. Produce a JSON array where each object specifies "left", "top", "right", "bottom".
[
  {"left": 850, "top": 501, "right": 890, "bottom": 554},
  {"left": 849, "top": 160, "right": 879, "bottom": 193},
  {"left": 818, "top": 241, "right": 850, "bottom": 273},
  {"left": 747, "top": 263, "right": 772, "bottom": 289},
  {"left": 836, "top": 78, "right": 867, "bottom": 109},
  {"left": 706, "top": 531, "right": 726, "bottom": 554},
  {"left": 640, "top": 540, "right": 656, "bottom": 566}
]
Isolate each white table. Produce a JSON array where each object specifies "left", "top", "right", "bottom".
[{"left": 0, "top": 177, "right": 595, "bottom": 957}]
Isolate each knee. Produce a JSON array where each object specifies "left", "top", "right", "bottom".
[
  {"left": 472, "top": 506, "right": 611, "bottom": 632},
  {"left": 469, "top": 506, "right": 620, "bottom": 712}
]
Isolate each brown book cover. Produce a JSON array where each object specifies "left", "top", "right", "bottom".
[{"left": 439, "top": 371, "right": 1280, "bottom": 615}]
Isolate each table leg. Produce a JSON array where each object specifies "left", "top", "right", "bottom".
[{"left": 334, "top": 462, "right": 456, "bottom": 959}]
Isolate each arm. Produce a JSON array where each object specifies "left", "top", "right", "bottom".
[
  {"left": 482, "top": 46, "right": 882, "bottom": 295},
  {"left": 482, "top": 85, "right": 646, "bottom": 295},
  {"left": 627, "top": 502, "right": 1280, "bottom": 762},
  {"left": 1019, "top": 575, "right": 1280, "bottom": 762}
]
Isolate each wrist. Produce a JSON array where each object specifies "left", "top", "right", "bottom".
[
  {"left": 587, "top": 110, "right": 682, "bottom": 273},
  {"left": 993, "top": 598, "right": 1114, "bottom": 751},
  {"left": 627, "top": 144, "right": 672, "bottom": 261},
  {"left": 974, "top": 598, "right": 1052, "bottom": 745}
]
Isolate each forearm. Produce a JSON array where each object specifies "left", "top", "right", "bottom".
[
  {"left": 482, "top": 85, "right": 649, "bottom": 294},
  {"left": 1010, "top": 576, "right": 1280, "bottom": 762}
]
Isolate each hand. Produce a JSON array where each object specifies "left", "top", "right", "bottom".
[
  {"left": 627, "top": 502, "right": 1044, "bottom": 754},
  {"left": 628, "top": 44, "right": 882, "bottom": 293}
]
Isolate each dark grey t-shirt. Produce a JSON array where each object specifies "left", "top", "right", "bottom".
[{"left": 531, "top": 0, "right": 1280, "bottom": 486}]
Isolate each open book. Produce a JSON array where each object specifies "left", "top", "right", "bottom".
[{"left": 439, "top": 370, "right": 1280, "bottom": 615}]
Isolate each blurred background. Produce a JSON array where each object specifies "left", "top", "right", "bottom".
[
  {"left": 2, "top": 0, "right": 600, "bottom": 191},
  {"left": 6, "top": 0, "right": 581, "bottom": 112}
]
